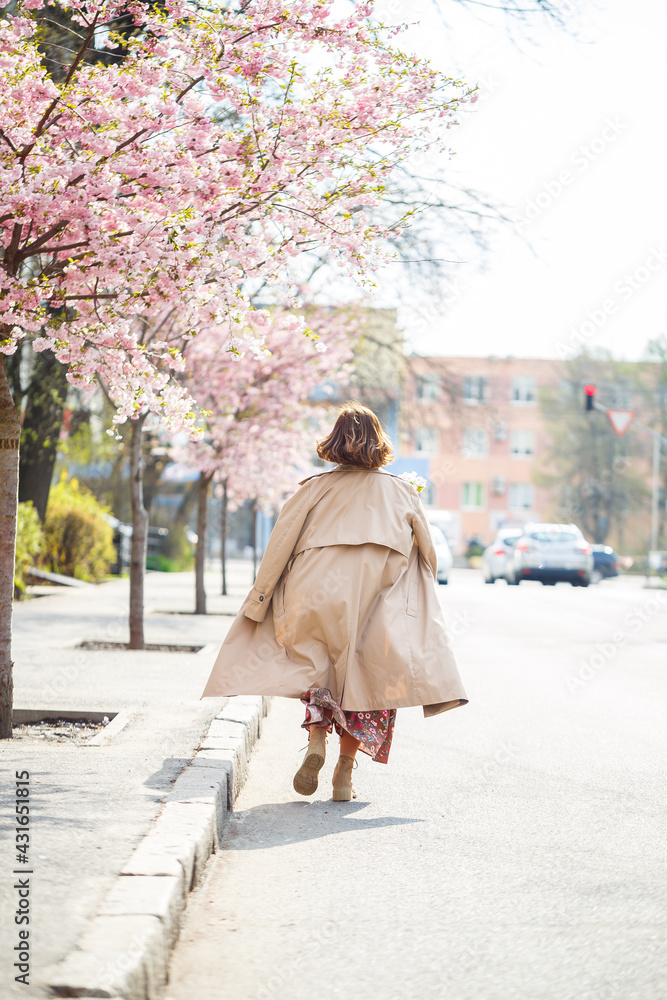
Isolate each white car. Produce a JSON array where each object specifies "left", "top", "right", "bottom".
[
  {"left": 481, "top": 529, "right": 523, "bottom": 583},
  {"left": 430, "top": 525, "right": 453, "bottom": 585},
  {"left": 506, "top": 522, "right": 594, "bottom": 587}
]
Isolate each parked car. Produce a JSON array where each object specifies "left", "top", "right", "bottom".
[
  {"left": 481, "top": 529, "right": 523, "bottom": 583},
  {"left": 430, "top": 524, "right": 453, "bottom": 585},
  {"left": 592, "top": 544, "right": 620, "bottom": 580},
  {"left": 106, "top": 515, "right": 170, "bottom": 574},
  {"left": 506, "top": 522, "right": 593, "bottom": 587}
]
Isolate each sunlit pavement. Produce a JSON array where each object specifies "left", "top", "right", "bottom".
[
  {"left": 1, "top": 565, "right": 253, "bottom": 995},
  {"left": 160, "top": 571, "right": 667, "bottom": 1000}
]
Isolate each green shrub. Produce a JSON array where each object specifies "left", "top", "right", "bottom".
[
  {"left": 14, "top": 501, "right": 44, "bottom": 598},
  {"left": 43, "top": 478, "right": 115, "bottom": 582},
  {"left": 163, "top": 523, "right": 195, "bottom": 572},
  {"left": 465, "top": 539, "right": 485, "bottom": 558}
]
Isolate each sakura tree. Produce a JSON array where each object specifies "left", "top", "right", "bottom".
[
  {"left": 178, "top": 307, "right": 355, "bottom": 614},
  {"left": 0, "top": 0, "right": 472, "bottom": 735}
]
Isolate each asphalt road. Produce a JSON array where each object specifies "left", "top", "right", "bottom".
[{"left": 160, "top": 571, "right": 667, "bottom": 1000}]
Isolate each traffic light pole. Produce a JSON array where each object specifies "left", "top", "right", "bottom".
[{"left": 590, "top": 396, "right": 667, "bottom": 554}]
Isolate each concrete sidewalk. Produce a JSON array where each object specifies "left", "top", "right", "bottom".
[{"left": 0, "top": 562, "right": 254, "bottom": 999}]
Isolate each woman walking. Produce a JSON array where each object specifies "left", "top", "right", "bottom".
[{"left": 201, "top": 402, "right": 468, "bottom": 801}]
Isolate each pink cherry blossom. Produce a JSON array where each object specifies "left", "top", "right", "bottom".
[
  {"left": 175, "top": 306, "right": 359, "bottom": 509},
  {"left": 0, "top": 0, "right": 473, "bottom": 431}
]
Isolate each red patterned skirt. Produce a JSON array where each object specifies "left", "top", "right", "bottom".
[{"left": 300, "top": 687, "right": 396, "bottom": 764}]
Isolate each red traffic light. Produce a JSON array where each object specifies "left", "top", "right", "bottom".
[
  {"left": 584, "top": 384, "right": 596, "bottom": 396},
  {"left": 584, "top": 384, "right": 596, "bottom": 411}
]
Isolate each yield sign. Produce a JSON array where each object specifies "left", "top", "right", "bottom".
[{"left": 606, "top": 409, "right": 634, "bottom": 435}]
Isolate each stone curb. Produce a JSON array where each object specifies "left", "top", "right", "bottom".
[{"left": 40, "top": 695, "right": 270, "bottom": 999}]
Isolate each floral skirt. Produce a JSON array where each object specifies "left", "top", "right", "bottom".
[{"left": 300, "top": 687, "right": 396, "bottom": 764}]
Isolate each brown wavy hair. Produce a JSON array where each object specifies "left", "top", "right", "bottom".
[{"left": 317, "top": 401, "right": 394, "bottom": 469}]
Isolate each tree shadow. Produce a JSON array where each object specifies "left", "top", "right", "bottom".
[{"left": 222, "top": 799, "right": 422, "bottom": 849}]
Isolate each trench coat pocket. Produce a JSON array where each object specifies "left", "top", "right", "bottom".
[
  {"left": 406, "top": 576, "right": 419, "bottom": 617},
  {"left": 272, "top": 575, "right": 286, "bottom": 618}
]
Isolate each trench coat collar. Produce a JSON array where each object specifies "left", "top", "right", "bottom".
[
  {"left": 298, "top": 464, "right": 383, "bottom": 486},
  {"left": 332, "top": 464, "right": 381, "bottom": 473}
]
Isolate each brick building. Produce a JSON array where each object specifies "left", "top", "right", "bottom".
[
  {"left": 400, "top": 353, "right": 667, "bottom": 554},
  {"left": 400, "top": 356, "right": 564, "bottom": 552}
]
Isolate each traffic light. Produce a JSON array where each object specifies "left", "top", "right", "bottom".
[{"left": 584, "top": 384, "right": 596, "bottom": 411}]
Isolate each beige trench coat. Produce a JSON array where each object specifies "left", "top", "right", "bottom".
[{"left": 200, "top": 466, "right": 468, "bottom": 717}]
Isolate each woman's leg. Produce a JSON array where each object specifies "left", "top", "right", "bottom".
[
  {"left": 339, "top": 731, "right": 361, "bottom": 758},
  {"left": 333, "top": 732, "right": 361, "bottom": 801}
]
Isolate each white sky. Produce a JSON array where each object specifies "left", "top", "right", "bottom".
[{"left": 371, "top": 0, "right": 667, "bottom": 361}]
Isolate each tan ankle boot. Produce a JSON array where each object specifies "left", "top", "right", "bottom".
[
  {"left": 293, "top": 727, "right": 327, "bottom": 796},
  {"left": 332, "top": 754, "right": 358, "bottom": 801}
]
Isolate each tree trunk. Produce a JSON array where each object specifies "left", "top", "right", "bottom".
[
  {"left": 220, "top": 478, "right": 228, "bottom": 596},
  {"left": 195, "top": 471, "right": 211, "bottom": 614},
  {"left": 129, "top": 412, "right": 148, "bottom": 650},
  {"left": 0, "top": 358, "right": 20, "bottom": 739},
  {"left": 18, "top": 350, "right": 70, "bottom": 520}
]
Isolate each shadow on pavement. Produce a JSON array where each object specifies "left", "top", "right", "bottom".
[
  {"left": 222, "top": 799, "right": 422, "bottom": 849},
  {"left": 144, "top": 757, "right": 193, "bottom": 790}
]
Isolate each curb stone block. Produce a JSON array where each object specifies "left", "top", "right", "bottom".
[
  {"left": 77, "top": 914, "right": 167, "bottom": 999},
  {"left": 99, "top": 875, "right": 185, "bottom": 949},
  {"left": 217, "top": 695, "right": 264, "bottom": 740},
  {"left": 41, "top": 946, "right": 148, "bottom": 1000},
  {"left": 165, "top": 764, "right": 228, "bottom": 836},
  {"left": 43, "top": 695, "right": 269, "bottom": 1000},
  {"left": 190, "top": 748, "right": 238, "bottom": 809},
  {"left": 120, "top": 840, "right": 189, "bottom": 886},
  {"left": 152, "top": 802, "right": 217, "bottom": 885},
  {"left": 206, "top": 717, "right": 252, "bottom": 755},
  {"left": 195, "top": 746, "right": 246, "bottom": 808}
]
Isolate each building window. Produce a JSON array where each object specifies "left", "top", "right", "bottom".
[
  {"left": 461, "top": 427, "right": 488, "bottom": 458},
  {"left": 462, "top": 376, "right": 487, "bottom": 405},
  {"left": 510, "top": 429, "right": 536, "bottom": 458},
  {"left": 511, "top": 376, "right": 536, "bottom": 405},
  {"left": 414, "top": 426, "right": 438, "bottom": 454},
  {"left": 492, "top": 475, "right": 506, "bottom": 496},
  {"left": 416, "top": 374, "right": 441, "bottom": 401},
  {"left": 493, "top": 420, "right": 507, "bottom": 442},
  {"left": 462, "top": 482, "right": 484, "bottom": 510},
  {"left": 509, "top": 483, "right": 534, "bottom": 509}
]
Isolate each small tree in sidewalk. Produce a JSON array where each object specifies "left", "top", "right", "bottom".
[{"left": 180, "top": 309, "right": 354, "bottom": 614}]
